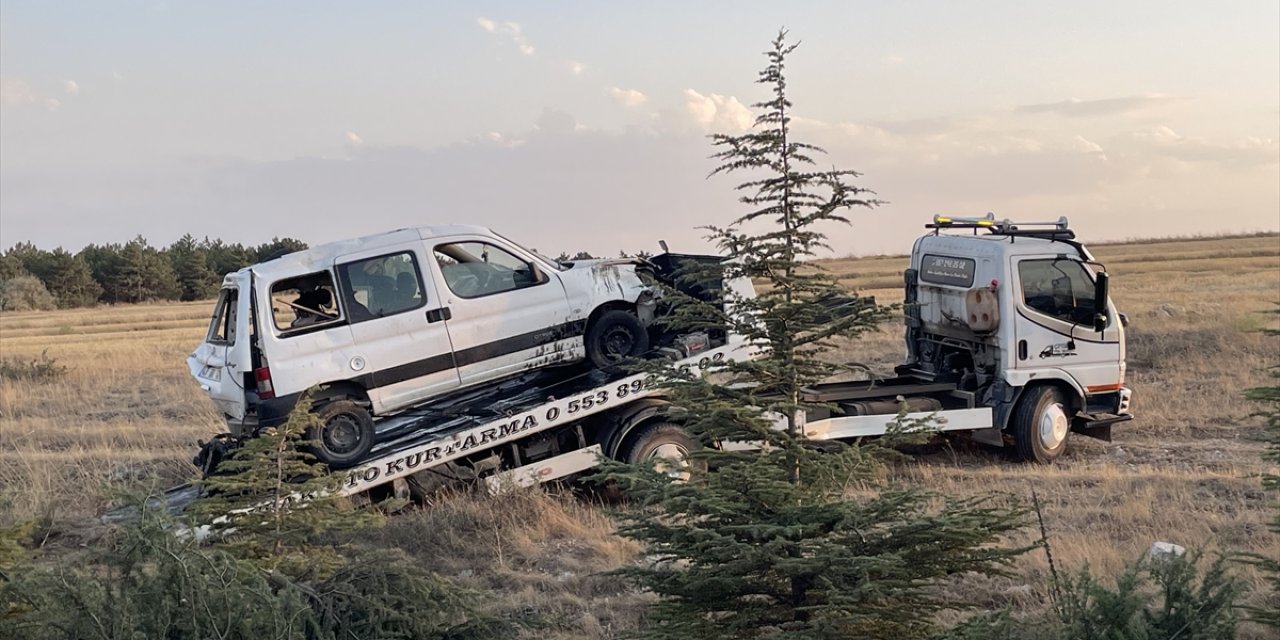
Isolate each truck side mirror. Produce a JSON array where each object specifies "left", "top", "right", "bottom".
[{"left": 1092, "top": 271, "right": 1110, "bottom": 332}]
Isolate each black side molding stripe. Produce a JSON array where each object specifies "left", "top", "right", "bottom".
[{"left": 362, "top": 319, "right": 588, "bottom": 390}]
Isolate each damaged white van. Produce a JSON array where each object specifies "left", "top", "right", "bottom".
[{"left": 189, "top": 225, "right": 658, "bottom": 467}]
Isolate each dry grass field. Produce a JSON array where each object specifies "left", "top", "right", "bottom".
[{"left": 1, "top": 233, "right": 1277, "bottom": 637}]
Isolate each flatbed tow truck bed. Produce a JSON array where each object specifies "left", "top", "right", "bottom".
[{"left": 111, "top": 340, "right": 1032, "bottom": 523}]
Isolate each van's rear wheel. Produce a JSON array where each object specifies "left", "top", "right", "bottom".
[
  {"left": 1012, "top": 385, "right": 1070, "bottom": 464},
  {"left": 307, "top": 400, "right": 375, "bottom": 469},
  {"left": 586, "top": 310, "right": 649, "bottom": 371}
]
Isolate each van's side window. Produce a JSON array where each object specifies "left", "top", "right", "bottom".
[
  {"left": 339, "top": 252, "right": 426, "bottom": 323},
  {"left": 271, "top": 272, "right": 342, "bottom": 333},
  {"left": 435, "top": 242, "right": 541, "bottom": 298},
  {"left": 1018, "top": 259, "right": 1097, "bottom": 325}
]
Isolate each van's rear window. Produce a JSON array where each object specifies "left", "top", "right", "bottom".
[{"left": 208, "top": 288, "right": 238, "bottom": 343}]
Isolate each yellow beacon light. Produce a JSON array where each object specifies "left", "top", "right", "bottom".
[{"left": 933, "top": 215, "right": 952, "bottom": 225}]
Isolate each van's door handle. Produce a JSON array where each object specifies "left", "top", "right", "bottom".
[{"left": 426, "top": 307, "right": 452, "bottom": 323}]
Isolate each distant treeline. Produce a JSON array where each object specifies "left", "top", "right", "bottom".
[{"left": 0, "top": 235, "right": 308, "bottom": 311}]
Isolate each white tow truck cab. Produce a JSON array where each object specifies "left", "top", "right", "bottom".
[
  {"left": 189, "top": 225, "right": 660, "bottom": 467},
  {"left": 834, "top": 213, "right": 1131, "bottom": 462}
]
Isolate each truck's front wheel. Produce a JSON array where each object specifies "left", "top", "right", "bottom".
[
  {"left": 307, "top": 400, "right": 376, "bottom": 469},
  {"left": 1012, "top": 385, "right": 1071, "bottom": 463}
]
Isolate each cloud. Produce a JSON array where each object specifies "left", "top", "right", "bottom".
[
  {"left": 1113, "top": 126, "right": 1279, "bottom": 167},
  {"left": 567, "top": 61, "right": 586, "bottom": 76},
  {"left": 881, "top": 54, "right": 905, "bottom": 65},
  {"left": 1072, "top": 135, "right": 1105, "bottom": 155},
  {"left": 472, "top": 131, "right": 526, "bottom": 148},
  {"left": 63, "top": 80, "right": 79, "bottom": 96},
  {"left": 1, "top": 77, "right": 65, "bottom": 111},
  {"left": 1, "top": 76, "right": 38, "bottom": 106},
  {"left": 607, "top": 87, "right": 647, "bottom": 108},
  {"left": 683, "top": 89, "right": 753, "bottom": 132},
  {"left": 344, "top": 131, "right": 364, "bottom": 146},
  {"left": 477, "top": 17, "right": 536, "bottom": 56},
  {"left": 1016, "top": 94, "right": 1182, "bottom": 117},
  {"left": 112, "top": 71, "right": 125, "bottom": 81}
]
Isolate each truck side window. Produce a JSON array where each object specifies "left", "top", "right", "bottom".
[
  {"left": 271, "top": 272, "right": 342, "bottom": 333},
  {"left": 339, "top": 252, "right": 427, "bottom": 322},
  {"left": 1018, "top": 259, "right": 1097, "bottom": 325},
  {"left": 435, "top": 242, "right": 541, "bottom": 298}
]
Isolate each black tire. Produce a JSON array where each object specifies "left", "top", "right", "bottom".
[
  {"left": 585, "top": 309, "right": 650, "bottom": 371},
  {"left": 619, "top": 421, "right": 702, "bottom": 480},
  {"left": 306, "top": 400, "right": 376, "bottom": 469},
  {"left": 1011, "top": 385, "right": 1071, "bottom": 463}
]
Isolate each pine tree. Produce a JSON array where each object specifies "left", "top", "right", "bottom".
[
  {"left": 192, "top": 397, "right": 376, "bottom": 575},
  {"left": 26, "top": 249, "right": 101, "bottom": 308},
  {"left": 1241, "top": 303, "right": 1279, "bottom": 630},
  {"left": 89, "top": 236, "right": 181, "bottom": 303},
  {"left": 169, "top": 234, "right": 219, "bottom": 301},
  {"left": 189, "top": 396, "right": 513, "bottom": 638},
  {"left": 253, "top": 236, "right": 309, "bottom": 263},
  {"left": 202, "top": 237, "right": 254, "bottom": 276},
  {"left": 600, "top": 31, "right": 1030, "bottom": 639}
]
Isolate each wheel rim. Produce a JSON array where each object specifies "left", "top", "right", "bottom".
[
  {"left": 323, "top": 414, "right": 363, "bottom": 455},
  {"left": 648, "top": 443, "right": 691, "bottom": 480},
  {"left": 600, "top": 326, "right": 637, "bottom": 361},
  {"left": 1038, "top": 402, "right": 1069, "bottom": 451}
]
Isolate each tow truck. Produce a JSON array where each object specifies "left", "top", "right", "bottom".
[{"left": 131, "top": 214, "right": 1133, "bottom": 516}]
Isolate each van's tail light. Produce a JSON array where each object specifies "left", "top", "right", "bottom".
[{"left": 254, "top": 367, "right": 276, "bottom": 399}]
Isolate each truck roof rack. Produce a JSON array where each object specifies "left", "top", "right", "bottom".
[{"left": 927, "top": 213, "right": 1076, "bottom": 241}]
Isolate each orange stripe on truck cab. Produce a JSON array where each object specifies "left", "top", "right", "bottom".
[{"left": 1087, "top": 383, "right": 1123, "bottom": 393}]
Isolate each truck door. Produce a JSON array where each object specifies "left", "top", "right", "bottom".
[
  {"left": 429, "top": 238, "right": 576, "bottom": 387},
  {"left": 1011, "top": 256, "right": 1124, "bottom": 392},
  {"left": 336, "top": 244, "right": 461, "bottom": 414},
  {"left": 189, "top": 272, "right": 253, "bottom": 421}
]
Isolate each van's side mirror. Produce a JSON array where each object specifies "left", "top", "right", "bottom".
[
  {"left": 529, "top": 263, "right": 549, "bottom": 285},
  {"left": 1092, "top": 271, "right": 1110, "bottom": 332}
]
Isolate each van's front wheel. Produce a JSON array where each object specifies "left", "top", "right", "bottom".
[
  {"left": 307, "top": 400, "right": 375, "bottom": 468},
  {"left": 585, "top": 310, "right": 649, "bottom": 371}
]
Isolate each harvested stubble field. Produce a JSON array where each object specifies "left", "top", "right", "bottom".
[{"left": 1, "top": 233, "right": 1277, "bottom": 637}]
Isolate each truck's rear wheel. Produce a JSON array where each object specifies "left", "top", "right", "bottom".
[
  {"left": 1012, "top": 385, "right": 1070, "bottom": 463},
  {"left": 619, "top": 421, "right": 700, "bottom": 480},
  {"left": 586, "top": 310, "right": 649, "bottom": 371},
  {"left": 307, "top": 400, "right": 375, "bottom": 469}
]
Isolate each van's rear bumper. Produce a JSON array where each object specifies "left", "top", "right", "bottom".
[{"left": 227, "top": 393, "right": 302, "bottom": 436}]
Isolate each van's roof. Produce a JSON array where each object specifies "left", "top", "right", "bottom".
[{"left": 244, "top": 224, "right": 494, "bottom": 281}]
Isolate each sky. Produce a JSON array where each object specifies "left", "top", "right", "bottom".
[{"left": 1, "top": 1, "right": 1277, "bottom": 258}]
